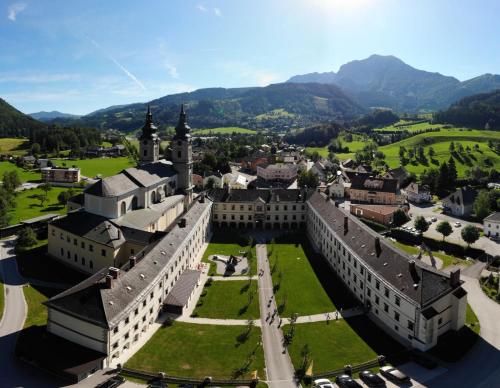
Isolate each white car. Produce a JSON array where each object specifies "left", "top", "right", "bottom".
[
  {"left": 454, "top": 221, "right": 462, "bottom": 227},
  {"left": 313, "top": 378, "right": 335, "bottom": 388},
  {"left": 431, "top": 217, "right": 437, "bottom": 222}
]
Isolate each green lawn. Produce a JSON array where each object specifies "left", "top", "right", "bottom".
[
  {"left": 9, "top": 187, "right": 81, "bottom": 225},
  {"left": 0, "top": 138, "right": 30, "bottom": 156},
  {"left": 374, "top": 121, "right": 443, "bottom": 133},
  {"left": 193, "top": 280, "right": 260, "bottom": 319},
  {"left": 0, "top": 161, "right": 39, "bottom": 183},
  {"left": 378, "top": 129, "right": 500, "bottom": 177},
  {"left": 22, "top": 285, "right": 53, "bottom": 328},
  {"left": 287, "top": 316, "right": 407, "bottom": 374},
  {"left": 307, "top": 134, "right": 372, "bottom": 159},
  {"left": 202, "top": 231, "right": 257, "bottom": 276},
  {"left": 125, "top": 322, "right": 265, "bottom": 379},
  {"left": 50, "top": 157, "right": 135, "bottom": 178},
  {"left": 193, "top": 127, "right": 257, "bottom": 135},
  {"left": 269, "top": 236, "right": 336, "bottom": 317}
]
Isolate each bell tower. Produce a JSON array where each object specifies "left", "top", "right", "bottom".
[
  {"left": 172, "top": 105, "right": 193, "bottom": 204},
  {"left": 139, "top": 105, "right": 160, "bottom": 164}
]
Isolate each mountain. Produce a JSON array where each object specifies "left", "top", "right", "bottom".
[
  {"left": 0, "top": 98, "right": 46, "bottom": 137},
  {"left": 56, "top": 82, "right": 365, "bottom": 132},
  {"left": 434, "top": 89, "right": 500, "bottom": 130},
  {"left": 287, "top": 54, "right": 500, "bottom": 112},
  {"left": 29, "top": 110, "right": 80, "bottom": 121}
]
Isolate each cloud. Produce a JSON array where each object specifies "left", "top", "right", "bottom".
[
  {"left": 157, "top": 40, "right": 179, "bottom": 79},
  {"left": 213, "top": 7, "right": 222, "bottom": 17},
  {"left": 196, "top": 4, "right": 207, "bottom": 12},
  {"left": 87, "top": 37, "right": 147, "bottom": 90},
  {"left": 7, "top": 2, "right": 26, "bottom": 21}
]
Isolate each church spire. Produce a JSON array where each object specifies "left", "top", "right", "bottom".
[
  {"left": 174, "top": 104, "right": 190, "bottom": 140},
  {"left": 140, "top": 104, "right": 157, "bottom": 140}
]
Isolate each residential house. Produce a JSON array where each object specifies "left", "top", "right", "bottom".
[
  {"left": 442, "top": 187, "right": 478, "bottom": 217},
  {"left": 405, "top": 183, "right": 431, "bottom": 204},
  {"left": 484, "top": 212, "right": 500, "bottom": 239}
]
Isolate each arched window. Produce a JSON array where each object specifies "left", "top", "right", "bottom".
[
  {"left": 121, "top": 201, "right": 126, "bottom": 216},
  {"left": 132, "top": 196, "right": 138, "bottom": 210},
  {"left": 151, "top": 191, "right": 156, "bottom": 204}
]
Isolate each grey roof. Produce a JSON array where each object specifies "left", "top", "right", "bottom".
[
  {"left": 164, "top": 269, "right": 201, "bottom": 307},
  {"left": 123, "top": 161, "right": 176, "bottom": 187},
  {"left": 207, "top": 188, "right": 313, "bottom": 203},
  {"left": 350, "top": 176, "right": 399, "bottom": 193},
  {"left": 50, "top": 211, "right": 126, "bottom": 248},
  {"left": 307, "top": 192, "right": 459, "bottom": 306},
  {"left": 484, "top": 212, "right": 500, "bottom": 222},
  {"left": 21, "top": 213, "right": 60, "bottom": 224},
  {"left": 386, "top": 166, "right": 409, "bottom": 180},
  {"left": 113, "top": 195, "right": 184, "bottom": 229},
  {"left": 85, "top": 174, "right": 138, "bottom": 197},
  {"left": 45, "top": 199, "right": 212, "bottom": 329}
]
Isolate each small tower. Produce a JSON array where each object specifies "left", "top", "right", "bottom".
[
  {"left": 172, "top": 105, "right": 193, "bottom": 204},
  {"left": 139, "top": 105, "right": 160, "bottom": 164}
]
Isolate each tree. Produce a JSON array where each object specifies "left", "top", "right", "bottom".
[
  {"left": 17, "top": 227, "right": 37, "bottom": 250},
  {"left": 392, "top": 209, "right": 408, "bottom": 227},
  {"left": 40, "top": 183, "right": 52, "bottom": 195},
  {"left": 436, "top": 221, "right": 452, "bottom": 241},
  {"left": 473, "top": 190, "right": 492, "bottom": 221},
  {"left": 57, "top": 190, "right": 71, "bottom": 206},
  {"left": 0, "top": 196, "right": 11, "bottom": 228},
  {"left": 447, "top": 157, "right": 457, "bottom": 190},
  {"left": 461, "top": 225, "right": 480, "bottom": 247},
  {"left": 414, "top": 216, "right": 429, "bottom": 234},
  {"left": 2, "top": 170, "right": 21, "bottom": 192},
  {"left": 428, "top": 146, "right": 435, "bottom": 158},
  {"left": 437, "top": 162, "right": 449, "bottom": 194},
  {"left": 31, "top": 142, "right": 41, "bottom": 156},
  {"left": 449, "top": 141, "right": 455, "bottom": 153},
  {"left": 297, "top": 170, "right": 319, "bottom": 189},
  {"left": 34, "top": 193, "right": 47, "bottom": 206}
]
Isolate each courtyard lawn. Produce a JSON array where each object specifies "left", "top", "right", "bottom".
[
  {"left": 287, "top": 316, "right": 407, "bottom": 374},
  {"left": 268, "top": 236, "right": 336, "bottom": 317},
  {"left": 9, "top": 187, "right": 81, "bottom": 225},
  {"left": 22, "top": 285, "right": 57, "bottom": 328},
  {"left": 193, "top": 127, "right": 257, "bottom": 135},
  {"left": 193, "top": 280, "right": 260, "bottom": 319},
  {"left": 202, "top": 231, "right": 257, "bottom": 276},
  {"left": 125, "top": 322, "right": 265, "bottom": 379},
  {"left": 0, "top": 161, "right": 39, "bottom": 183},
  {"left": 0, "top": 138, "right": 30, "bottom": 156},
  {"left": 50, "top": 156, "right": 135, "bottom": 178}
]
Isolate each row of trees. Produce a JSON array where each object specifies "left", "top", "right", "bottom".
[
  {"left": 419, "top": 157, "right": 458, "bottom": 196},
  {"left": 0, "top": 170, "right": 21, "bottom": 227},
  {"left": 413, "top": 216, "right": 480, "bottom": 247}
]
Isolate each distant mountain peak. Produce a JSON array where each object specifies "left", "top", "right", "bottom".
[{"left": 30, "top": 110, "right": 80, "bottom": 121}]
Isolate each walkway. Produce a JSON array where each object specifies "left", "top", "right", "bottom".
[
  {"left": 256, "top": 243, "right": 298, "bottom": 388},
  {"left": 211, "top": 275, "right": 259, "bottom": 281}
]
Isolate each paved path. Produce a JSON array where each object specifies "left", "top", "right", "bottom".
[
  {"left": 211, "top": 275, "right": 259, "bottom": 281},
  {"left": 287, "top": 308, "right": 363, "bottom": 324},
  {"left": 176, "top": 316, "right": 261, "bottom": 326},
  {"left": 426, "top": 275, "right": 500, "bottom": 387},
  {"left": 256, "top": 244, "right": 298, "bottom": 388}
]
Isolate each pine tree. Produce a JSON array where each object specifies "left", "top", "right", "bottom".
[
  {"left": 447, "top": 157, "right": 458, "bottom": 190},
  {"left": 437, "top": 161, "right": 449, "bottom": 193}
]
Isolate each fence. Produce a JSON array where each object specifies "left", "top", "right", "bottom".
[
  {"left": 119, "top": 367, "right": 258, "bottom": 387},
  {"left": 310, "top": 357, "right": 384, "bottom": 379}
]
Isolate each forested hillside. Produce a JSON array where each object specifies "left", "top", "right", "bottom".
[{"left": 0, "top": 98, "right": 46, "bottom": 137}]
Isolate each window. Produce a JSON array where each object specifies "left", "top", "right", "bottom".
[
  {"left": 375, "top": 279, "right": 380, "bottom": 290},
  {"left": 395, "top": 296, "right": 401, "bottom": 306},
  {"left": 113, "top": 327, "right": 119, "bottom": 334},
  {"left": 60, "top": 248, "right": 64, "bottom": 256},
  {"left": 125, "top": 317, "right": 130, "bottom": 325},
  {"left": 73, "top": 238, "right": 77, "bottom": 246},
  {"left": 81, "top": 257, "right": 85, "bottom": 266},
  {"left": 367, "top": 273, "right": 371, "bottom": 282},
  {"left": 134, "top": 308, "right": 139, "bottom": 316},
  {"left": 89, "top": 244, "right": 93, "bottom": 252},
  {"left": 81, "top": 241, "right": 85, "bottom": 249},
  {"left": 375, "top": 295, "right": 379, "bottom": 305},
  {"left": 367, "top": 288, "right": 371, "bottom": 297},
  {"left": 74, "top": 254, "right": 77, "bottom": 262},
  {"left": 384, "top": 288, "right": 389, "bottom": 298},
  {"left": 384, "top": 303, "right": 389, "bottom": 313},
  {"left": 112, "top": 342, "right": 118, "bottom": 350},
  {"left": 67, "top": 251, "right": 70, "bottom": 259},
  {"left": 407, "top": 321, "right": 414, "bottom": 331},
  {"left": 438, "top": 317, "right": 443, "bottom": 325},
  {"left": 394, "top": 312, "right": 400, "bottom": 321},
  {"left": 101, "top": 249, "right": 106, "bottom": 257},
  {"left": 89, "top": 260, "right": 93, "bottom": 269}
]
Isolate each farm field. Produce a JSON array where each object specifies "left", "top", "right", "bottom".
[
  {"left": 374, "top": 120, "right": 443, "bottom": 132},
  {"left": 125, "top": 322, "right": 265, "bottom": 379},
  {"left": 0, "top": 138, "right": 29, "bottom": 156},
  {"left": 9, "top": 186, "right": 81, "bottom": 225},
  {"left": 307, "top": 134, "right": 372, "bottom": 159},
  {"left": 255, "top": 108, "right": 295, "bottom": 121},
  {"left": 50, "top": 157, "right": 134, "bottom": 178},
  {"left": 379, "top": 129, "right": 500, "bottom": 177},
  {"left": 193, "top": 127, "right": 257, "bottom": 135},
  {"left": 0, "top": 161, "right": 39, "bottom": 183}
]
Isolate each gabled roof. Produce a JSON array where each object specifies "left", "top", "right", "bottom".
[
  {"left": 307, "top": 192, "right": 459, "bottom": 306},
  {"left": 484, "top": 212, "right": 500, "bottom": 222},
  {"left": 164, "top": 269, "right": 201, "bottom": 307},
  {"left": 386, "top": 166, "right": 409, "bottom": 179},
  {"left": 123, "top": 161, "right": 176, "bottom": 187},
  {"left": 207, "top": 188, "right": 313, "bottom": 203},
  {"left": 350, "top": 176, "right": 398, "bottom": 193},
  {"left": 85, "top": 174, "right": 138, "bottom": 197}
]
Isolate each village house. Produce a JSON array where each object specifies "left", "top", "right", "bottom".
[
  {"left": 405, "top": 182, "right": 431, "bottom": 204},
  {"left": 483, "top": 212, "right": 500, "bottom": 240},
  {"left": 442, "top": 187, "right": 478, "bottom": 217}
]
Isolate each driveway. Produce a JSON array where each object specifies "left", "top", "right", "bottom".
[{"left": 406, "top": 203, "right": 499, "bottom": 256}]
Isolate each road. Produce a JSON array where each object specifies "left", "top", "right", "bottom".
[
  {"left": 256, "top": 243, "right": 298, "bottom": 388},
  {"left": 406, "top": 203, "right": 499, "bottom": 256}
]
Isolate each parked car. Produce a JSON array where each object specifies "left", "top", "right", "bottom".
[
  {"left": 313, "top": 378, "right": 335, "bottom": 388},
  {"left": 431, "top": 217, "right": 437, "bottom": 222},
  {"left": 454, "top": 221, "right": 462, "bottom": 227},
  {"left": 380, "top": 366, "right": 411, "bottom": 383},
  {"left": 359, "top": 370, "right": 385, "bottom": 387},
  {"left": 335, "top": 374, "right": 362, "bottom": 388},
  {"left": 96, "top": 376, "right": 125, "bottom": 388}
]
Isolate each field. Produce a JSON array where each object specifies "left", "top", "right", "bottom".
[
  {"left": 255, "top": 108, "right": 295, "bottom": 121},
  {"left": 0, "top": 161, "right": 39, "bottom": 183},
  {"left": 9, "top": 187, "right": 81, "bottom": 225},
  {"left": 269, "top": 237, "right": 335, "bottom": 317},
  {"left": 287, "top": 316, "right": 407, "bottom": 373},
  {"left": 0, "top": 138, "right": 30, "bottom": 156},
  {"left": 378, "top": 129, "right": 500, "bottom": 177},
  {"left": 193, "top": 280, "right": 260, "bottom": 319},
  {"left": 125, "top": 322, "right": 265, "bottom": 379},
  {"left": 374, "top": 120, "right": 443, "bottom": 133},
  {"left": 193, "top": 127, "right": 257, "bottom": 135},
  {"left": 50, "top": 157, "right": 135, "bottom": 178},
  {"left": 307, "top": 134, "right": 373, "bottom": 159}
]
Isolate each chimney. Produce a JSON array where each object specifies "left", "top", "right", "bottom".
[
  {"left": 409, "top": 260, "right": 416, "bottom": 273},
  {"left": 450, "top": 269, "right": 461, "bottom": 287},
  {"left": 105, "top": 274, "right": 114, "bottom": 289},
  {"left": 129, "top": 256, "right": 137, "bottom": 269},
  {"left": 200, "top": 193, "right": 205, "bottom": 203},
  {"left": 334, "top": 201, "right": 339, "bottom": 208},
  {"left": 375, "top": 237, "right": 381, "bottom": 257},
  {"left": 343, "top": 216, "right": 348, "bottom": 234},
  {"left": 108, "top": 267, "right": 119, "bottom": 279},
  {"left": 117, "top": 230, "right": 121, "bottom": 240},
  {"left": 178, "top": 218, "right": 187, "bottom": 228}
]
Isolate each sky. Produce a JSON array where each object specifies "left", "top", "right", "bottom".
[{"left": 0, "top": 0, "right": 499, "bottom": 115}]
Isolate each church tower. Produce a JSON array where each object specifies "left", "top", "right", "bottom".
[
  {"left": 139, "top": 105, "right": 160, "bottom": 164},
  {"left": 172, "top": 105, "right": 193, "bottom": 204}
]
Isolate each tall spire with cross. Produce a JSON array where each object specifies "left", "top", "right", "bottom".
[
  {"left": 139, "top": 105, "right": 160, "bottom": 163},
  {"left": 172, "top": 104, "right": 193, "bottom": 204}
]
